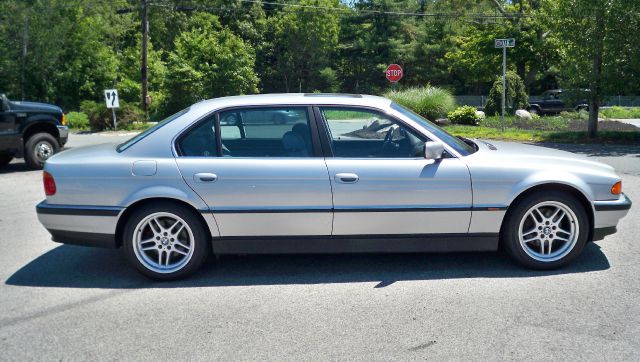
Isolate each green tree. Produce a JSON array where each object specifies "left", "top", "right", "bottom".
[
  {"left": 263, "top": 0, "right": 340, "bottom": 92},
  {"left": 546, "top": 0, "right": 640, "bottom": 137},
  {"left": 484, "top": 71, "right": 528, "bottom": 116},
  {"left": 164, "top": 14, "right": 259, "bottom": 113}
]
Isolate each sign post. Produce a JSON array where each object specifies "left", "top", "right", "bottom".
[
  {"left": 104, "top": 89, "right": 120, "bottom": 130},
  {"left": 495, "top": 38, "right": 515, "bottom": 132},
  {"left": 385, "top": 64, "right": 403, "bottom": 83}
]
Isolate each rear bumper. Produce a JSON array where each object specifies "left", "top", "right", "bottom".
[
  {"left": 57, "top": 125, "right": 68, "bottom": 146},
  {"left": 592, "top": 193, "right": 632, "bottom": 239},
  {"left": 36, "top": 201, "right": 121, "bottom": 248},
  {"left": 49, "top": 230, "right": 116, "bottom": 248}
]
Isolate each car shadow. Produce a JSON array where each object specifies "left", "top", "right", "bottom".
[{"left": 6, "top": 242, "right": 610, "bottom": 289}]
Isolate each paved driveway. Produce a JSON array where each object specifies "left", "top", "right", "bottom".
[{"left": 0, "top": 134, "right": 638, "bottom": 360}]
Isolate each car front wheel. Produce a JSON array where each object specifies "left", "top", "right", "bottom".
[
  {"left": 502, "top": 191, "right": 589, "bottom": 269},
  {"left": 123, "top": 202, "right": 210, "bottom": 280}
]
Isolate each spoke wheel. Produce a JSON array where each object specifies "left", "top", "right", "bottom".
[
  {"left": 502, "top": 191, "right": 589, "bottom": 270},
  {"left": 518, "top": 201, "right": 579, "bottom": 262},
  {"left": 123, "top": 202, "right": 210, "bottom": 280},
  {"left": 133, "top": 212, "right": 195, "bottom": 274}
]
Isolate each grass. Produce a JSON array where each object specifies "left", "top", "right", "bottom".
[
  {"left": 601, "top": 106, "right": 640, "bottom": 119},
  {"left": 384, "top": 86, "right": 456, "bottom": 121},
  {"left": 443, "top": 125, "right": 640, "bottom": 144}
]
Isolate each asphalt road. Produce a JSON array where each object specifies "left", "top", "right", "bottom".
[{"left": 1, "top": 134, "right": 639, "bottom": 361}]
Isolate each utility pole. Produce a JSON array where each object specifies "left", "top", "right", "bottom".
[
  {"left": 141, "top": 0, "right": 149, "bottom": 119},
  {"left": 21, "top": 17, "right": 28, "bottom": 101}
]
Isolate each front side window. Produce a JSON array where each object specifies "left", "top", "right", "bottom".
[
  {"left": 320, "top": 107, "right": 427, "bottom": 158},
  {"left": 219, "top": 107, "right": 313, "bottom": 157}
]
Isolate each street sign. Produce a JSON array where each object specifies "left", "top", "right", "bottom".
[
  {"left": 495, "top": 38, "right": 515, "bottom": 48},
  {"left": 104, "top": 89, "right": 120, "bottom": 109},
  {"left": 385, "top": 64, "right": 403, "bottom": 83}
]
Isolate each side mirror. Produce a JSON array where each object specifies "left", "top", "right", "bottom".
[{"left": 424, "top": 141, "right": 445, "bottom": 160}]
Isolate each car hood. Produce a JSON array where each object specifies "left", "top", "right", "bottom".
[
  {"left": 10, "top": 101, "right": 62, "bottom": 114},
  {"left": 470, "top": 139, "right": 615, "bottom": 173}
]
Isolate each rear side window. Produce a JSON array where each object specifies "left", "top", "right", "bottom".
[
  {"left": 117, "top": 108, "right": 189, "bottom": 152},
  {"left": 179, "top": 117, "right": 216, "bottom": 157},
  {"left": 219, "top": 107, "right": 313, "bottom": 157}
]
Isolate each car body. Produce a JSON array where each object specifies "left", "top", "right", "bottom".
[
  {"left": 36, "top": 93, "right": 631, "bottom": 279},
  {"left": 0, "top": 93, "right": 68, "bottom": 169},
  {"left": 527, "top": 89, "right": 589, "bottom": 115}
]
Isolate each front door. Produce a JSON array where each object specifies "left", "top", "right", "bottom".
[
  {"left": 175, "top": 106, "right": 333, "bottom": 237},
  {"left": 317, "top": 106, "right": 472, "bottom": 236}
]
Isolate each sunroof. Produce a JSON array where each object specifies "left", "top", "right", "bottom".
[{"left": 303, "top": 93, "right": 363, "bottom": 98}]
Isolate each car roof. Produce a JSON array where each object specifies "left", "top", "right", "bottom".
[{"left": 191, "top": 93, "right": 392, "bottom": 111}]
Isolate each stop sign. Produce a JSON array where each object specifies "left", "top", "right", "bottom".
[{"left": 385, "top": 64, "right": 403, "bottom": 83}]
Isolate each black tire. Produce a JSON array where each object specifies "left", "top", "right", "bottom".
[
  {"left": 501, "top": 191, "right": 589, "bottom": 270},
  {"left": 528, "top": 107, "right": 540, "bottom": 116},
  {"left": 24, "top": 132, "right": 59, "bottom": 169},
  {"left": 0, "top": 153, "right": 13, "bottom": 167},
  {"left": 123, "top": 202, "right": 210, "bottom": 280}
]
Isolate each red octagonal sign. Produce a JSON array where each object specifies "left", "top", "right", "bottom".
[{"left": 385, "top": 64, "right": 403, "bottom": 83}]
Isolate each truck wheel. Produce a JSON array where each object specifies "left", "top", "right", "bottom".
[
  {"left": 24, "top": 132, "right": 59, "bottom": 169},
  {"left": 0, "top": 153, "right": 13, "bottom": 167}
]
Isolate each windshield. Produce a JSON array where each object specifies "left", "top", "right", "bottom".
[
  {"left": 390, "top": 102, "right": 476, "bottom": 156},
  {"left": 117, "top": 108, "right": 190, "bottom": 152}
]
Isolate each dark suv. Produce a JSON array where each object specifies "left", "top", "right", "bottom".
[
  {"left": 0, "top": 93, "right": 68, "bottom": 169},
  {"left": 527, "top": 89, "right": 589, "bottom": 115}
]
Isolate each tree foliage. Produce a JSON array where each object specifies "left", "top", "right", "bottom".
[
  {"left": 484, "top": 71, "right": 528, "bottom": 115},
  {"left": 0, "top": 0, "right": 638, "bottom": 135}
]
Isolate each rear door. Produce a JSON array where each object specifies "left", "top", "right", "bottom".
[
  {"left": 316, "top": 106, "right": 472, "bottom": 236},
  {"left": 175, "top": 106, "right": 333, "bottom": 237}
]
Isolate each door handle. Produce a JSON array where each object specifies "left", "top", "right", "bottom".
[
  {"left": 335, "top": 173, "right": 359, "bottom": 183},
  {"left": 194, "top": 173, "right": 218, "bottom": 182}
]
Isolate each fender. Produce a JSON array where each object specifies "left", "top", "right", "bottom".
[
  {"left": 507, "top": 171, "right": 595, "bottom": 214},
  {"left": 120, "top": 185, "right": 221, "bottom": 237}
]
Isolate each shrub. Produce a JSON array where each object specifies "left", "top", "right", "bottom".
[
  {"left": 484, "top": 71, "right": 528, "bottom": 116},
  {"left": 447, "top": 106, "right": 482, "bottom": 125},
  {"left": 65, "top": 112, "right": 90, "bottom": 130},
  {"left": 384, "top": 86, "right": 456, "bottom": 121},
  {"left": 80, "top": 100, "right": 145, "bottom": 130}
]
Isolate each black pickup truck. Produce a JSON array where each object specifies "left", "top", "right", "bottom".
[
  {"left": 0, "top": 93, "right": 68, "bottom": 169},
  {"left": 527, "top": 89, "right": 589, "bottom": 115}
]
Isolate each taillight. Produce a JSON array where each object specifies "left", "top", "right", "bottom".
[
  {"left": 43, "top": 171, "right": 56, "bottom": 196},
  {"left": 61, "top": 113, "right": 66, "bottom": 126},
  {"left": 611, "top": 181, "right": 622, "bottom": 195}
]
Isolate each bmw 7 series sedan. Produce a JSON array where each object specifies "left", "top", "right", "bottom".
[{"left": 36, "top": 94, "right": 632, "bottom": 279}]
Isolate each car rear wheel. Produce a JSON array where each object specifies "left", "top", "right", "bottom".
[
  {"left": 502, "top": 191, "right": 589, "bottom": 269},
  {"left": 123, "top": 202, "right": 210, "bottom": 280},
  {"left": 0, "top": 153, "right": 13, "bottom": 167},
  {"left": 528, "top": 107, "right": 540, "bottom": 116},
  {"left": 25, "top": 132, "right": 59, "bottom": 169}
]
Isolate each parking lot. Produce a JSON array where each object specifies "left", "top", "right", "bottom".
[{"left": 0, "top": 134, "right": 639, "bottom": 360}]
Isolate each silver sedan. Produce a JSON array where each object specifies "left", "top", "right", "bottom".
[{"left": 36, "top": 94, "right": 632, "bottom": 279}]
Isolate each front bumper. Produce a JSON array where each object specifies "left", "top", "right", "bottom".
[
  {"left": 592, "top": 193, "right": 632, "bottom": 240},
  {"left": 36, "top": 201, "right": 121, "bottom": 248},
  {"left": 57, "top": 125, "right": 68, "bottom": 146}
]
